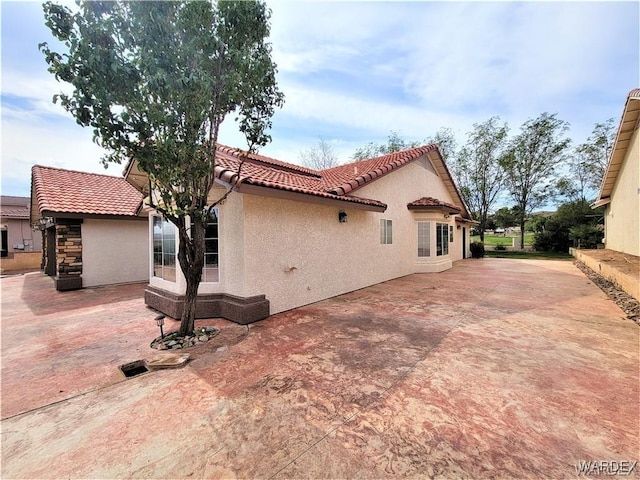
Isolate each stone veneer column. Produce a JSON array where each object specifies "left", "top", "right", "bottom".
[{"left": 55, "top": 219, "right": 83, "bottom": 291}]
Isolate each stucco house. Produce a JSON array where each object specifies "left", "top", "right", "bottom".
[
  {"left": 0, "top": 196, "right": 43, "bottom": 272},
  {"left": 593, "top": 88, "right": 639, "bottom": 257},
  {"left": 31, "top": 165, "right": 149, "bottom": 290},
  {"left": 125, "top": 143, "right": 475, "bottom": 324}
]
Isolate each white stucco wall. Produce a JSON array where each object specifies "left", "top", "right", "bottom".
[
  {"left": 82, "top": 218, "right": 149, "bottom": 287},
  {"left": 241, "top": 157, "right": 458, "bottom": 314},
  {"left": 147, "top": 183, "right": 247, "bottom": 296},
  {"left": 605, "top": 125, "right": 639, "bottom": 257},
  {"left": 146, "top": 155, "right": 466, "bottom": 315}
]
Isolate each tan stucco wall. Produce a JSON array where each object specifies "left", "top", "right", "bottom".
[
  {"left": 241, "top": 158, "right": 458, "bottom": 314},
  {"left": 605, "top": 125, "right": 639, "bottom": 256},
  {"left": 82, "top": 219, "right": 149, "bottom": 287},
  {"left": 0, "top": 252, "right": 41, "bottom": 272}
]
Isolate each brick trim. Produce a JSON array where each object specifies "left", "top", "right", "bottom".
[{"left": 144, "top": 286, "right": 270, "bottom": 325}]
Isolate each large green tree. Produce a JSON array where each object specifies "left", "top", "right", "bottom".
[
  {"left": 41, "top": 0, "right": 284, "bottom": 336},
  {"left": 453, "top": 117, "right": 509, "bottom": 241},
  {"left": 501, "top": 113, "right": 571, "bottom": 248}
]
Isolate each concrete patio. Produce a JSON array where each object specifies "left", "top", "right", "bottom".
[{"left": 1, "top": 258, "right": 638, "bottom": 479}]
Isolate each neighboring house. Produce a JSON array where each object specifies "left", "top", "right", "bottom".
[
  {"left": 125, "top": 144, "right": 475, "bottom": 324},
  {"left": 0, "top": 196, "right": 43, "bottom": 272},
  {"left": 31, "top": 166, "right": 149, "bottom": 290},
  {"left": 593, "top": 88, "right": 640, "bottom": 257}
]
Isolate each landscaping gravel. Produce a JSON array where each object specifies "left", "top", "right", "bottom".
[{"left": 575, "top": 260, "right": 640, "bottom": 325}]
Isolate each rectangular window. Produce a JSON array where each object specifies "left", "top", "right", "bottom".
[
  {"left": 153, "top": 217, "right": 176, "bottom": 282},
  {"left": 380, "top": 219, "right": 392, "bottom": 244},
  {"left": 417, "top": 222, "right": 430, "bottom": 257},
  {"left": 449, "top": 225, "right": 454, "bottom": 243},
  {"left": 203, "top": 210, "right": 219, "bottom": 283},
  {"left": 1, "top": 229, "right": 7, "bottom": 257},
  {"left": 436, "top": 222, "right": 449, "bottom": 256}
]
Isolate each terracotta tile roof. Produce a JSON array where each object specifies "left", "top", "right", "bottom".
[
  {"left": 213, "top": 144, "right": 388, "bottom": 209},
  {"left": 407, "top": 197, "right": 462, "bottom": 212},
  {"left": 321, "top": 145, "right": 439, "bottom": 196},
  {"left": 124, "top": 142, "right": 468, "bottom": 215},
  {"left": 212, "top": 144, "right": 451, "bottom": 211},
  {"left": 32, "top": 165, "right": 143, "bottom": 217},
  {"left": 0, "top": 196, "right": 30, "bottom": 219}
]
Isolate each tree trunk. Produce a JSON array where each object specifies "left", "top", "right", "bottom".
[
  {"left": 519, "top": 219, "right": 526, "bottom": 249},
  {"left": 479, "top": 212, "right": 486, "bottom": 242},
  {"left": 176, "top": 215, "right": 206, "bottom": 337},
  {"left": 180, "top": 270, "right": 200, "bottom": 336}
]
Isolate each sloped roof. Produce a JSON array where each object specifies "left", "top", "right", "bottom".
[
  {"left": 595, "top": 88, "right": 640, "bottom": 206},
  {"left": 321, "top": 145, "right": 439, "bottom": 195},
  {"left": 31, "top": 165, "right": 144, "bottom": 218},
  {"left": 407, "top": 197, "right": 462, "bottom": 213},
  {"left": 125, "top": 143, "right": 470, "bottom": 216},
  {"left": 0, "top": 196, "right": 30, "bottom": 219}
]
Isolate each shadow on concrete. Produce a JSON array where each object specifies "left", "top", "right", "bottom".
[{"left": 19, "top": 272, "right": 147, "bottom": 316}]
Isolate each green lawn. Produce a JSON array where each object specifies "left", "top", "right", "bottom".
[
  {"left": 471, "top": 233, "right": 535, "bottom": 246},
  {"left": 485, "top": 250, "right": 572, "bottom": 260}
]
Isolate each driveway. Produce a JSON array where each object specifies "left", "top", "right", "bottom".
[{"left": 1, "top": 259, "right": 638, "bottom": 479}]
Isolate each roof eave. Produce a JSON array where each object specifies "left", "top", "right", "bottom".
[
  {"left": 597, "top": 89, "right": 640, "bottom": 201},
  {"left": 407, "top": 205, "right": 462, "bottom": 215},
  {"left": 236, "top": 183, "right": 387, "bottom": 212}
]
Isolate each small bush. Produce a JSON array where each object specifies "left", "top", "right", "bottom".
[
  {"left": 569, "top": 224, "right": 604, "bottom": 249},
  {"left": 495, "top": 243, "right": 507, "bottom": 251},
  {"left": 470, "top": 241, "right": 485, "bottom": 258}
]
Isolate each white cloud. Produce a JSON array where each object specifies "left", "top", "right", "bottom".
[{"left": 1, "top": 0, "right": 637, "bottom": 197}]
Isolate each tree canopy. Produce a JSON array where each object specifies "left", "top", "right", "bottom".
[
  {"left": 351, "top": 131, "right": 420, "bottom": 161},
  {"left": 556, "top": 118, "right": 616, "bottom": 202},
  {"left": 501, "top": 113, "right": 571, "bottom": 248},
  {"left": 41, "top": 0, "right": 284, "bottom": 335},
  {"left": 452, "top": 117, "right": 509, "bottom": 240}
]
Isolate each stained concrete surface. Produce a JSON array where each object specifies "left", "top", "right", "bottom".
[{"left": 1, "top": 259, "right": 638, "bottom": 479}]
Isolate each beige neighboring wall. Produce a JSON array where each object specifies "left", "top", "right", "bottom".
[
  {"left": 605, "top": 125, "right": 639, "bottom": 256},
  {"left": 82, "top": 218, "right": 149, "bottom": 287},
  {"left": 242, "top": 158, "right": 458, "bottom": 315}
]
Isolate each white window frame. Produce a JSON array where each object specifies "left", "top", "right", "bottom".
[
  {"left": 202, "top": 209, "right": 220, "bottom": 283},
  {"left": 380, "top": 219, "right": 393, "bottom": 244},
  {"left": 436, "top": 222, "right": 449, "bottom": 256},
  {"left": 417, "top": 221, "right": 431, "bottom": 257},
  {"left": 152, "top": 216, "right": 177, "bottom": 282}
]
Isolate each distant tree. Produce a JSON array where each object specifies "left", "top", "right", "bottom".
[
  {"left": 40, "top": 0, "right": 284, "bottom": 337},
  {"left": 426, "top": 127, "right": 458, "bottom": 163},
  {"left": 351, "top": 131, "right": 420, "bottom": 161},
  {"left": 555, "top": 118, "right": 616, "bottom": 203},
  {"left": 574, "top": 118, "right": 616, "bottom": 192},
  {"left": 299, "top": 137, "right": 339, "bottom": 170},
  {"left": 492, "top": 206, "right": 518, "bottom": 229},
  {"left": 501, "top": 113, "right": 571, "bottom": 248},
  {"left": 453, "top": 117, "right": 509, "bottom": 241}
]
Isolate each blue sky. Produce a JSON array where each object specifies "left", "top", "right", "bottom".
[{"left": 2, "top": 1, "right": 639, "bottom": 199}]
